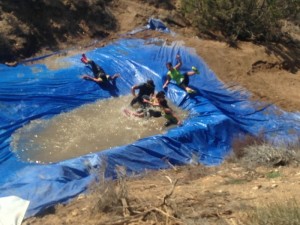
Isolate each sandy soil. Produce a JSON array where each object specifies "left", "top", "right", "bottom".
[
  {"left": 23, "top": 161, "right": 300, "bottom": 225},
  {"left": 20, "top": 0, "right": 300, "bottom": 224}
]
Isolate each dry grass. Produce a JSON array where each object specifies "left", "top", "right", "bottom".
[
  {"left": 244, "top": 199, "right": 300, "bottom": 225},
  {"left": 230, "top": 134, "right": 265, "bottom": 159},
  {"left": 228, "top": 135, "right": 300, "bottom": 168},
  {"left": 88, "top": 165, "right": 128, "bottom": 216},
  {"left": 88, "top": 164, "right": 186, "bottom": 225}
]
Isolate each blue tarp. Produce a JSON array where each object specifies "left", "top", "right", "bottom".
[
  {"left": 129, "top": 18, "right": 171, "bottom": 34},
  {"left": 0, "top": 38, "right": 300, "bottom": 218}
]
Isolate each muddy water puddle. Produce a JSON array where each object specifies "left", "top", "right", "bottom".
[{"left": 11, "top": 95, "right": 187, "bottom": 163}]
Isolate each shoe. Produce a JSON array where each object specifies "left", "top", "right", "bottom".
[
  {"left": 192, "top": 66, "right": 199, "bottom": 74},
  {"left": 81, "top": 54, "right": 89, "bottom": 64},
  {"left": 187, "top": 89, "right": 196, "bottom": 94}
]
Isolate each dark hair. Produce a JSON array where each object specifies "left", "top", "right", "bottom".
[
  {"left": 166, "top": 62, "right": 172, "bottom": 67},
  {"left": 147, "top": 79, "right": 154, "bottom": 87},
  {"left": 159, "top": 99, "right": 169, "bottom": 108},
  {"left": 156, "top": 91, "right": 165, "bottom": 99}
]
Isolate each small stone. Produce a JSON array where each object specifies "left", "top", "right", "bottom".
[
  {"left": 71, "top": 210, "right": 78, "bottom": 216},
  {"left": 271, "top": 184, "right": 278, "bottom": 188},
  {"left": 253, "top": 185, "right": 262, "bottom": 190},
  {"left": 77, "top": 194, "right": 85, "bottom": 200}
]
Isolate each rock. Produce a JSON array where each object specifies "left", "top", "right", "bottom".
[
  {"left": 71, "top": 210, "right": 78, "bottom": 216},
  {"left": 252, "top": 185, "right": 262, "bottom": 190}
]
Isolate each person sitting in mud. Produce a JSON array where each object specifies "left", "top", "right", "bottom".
[
  {"left": 124, "top": 91, "right": 181, "bottom": 127},
  {"left": 81, "top": 54, "right": 120, "bottom": 84},
  {"left": 148, "top": 91, "right": 181, "bottom": 127},
  {"left": 130, "top": 79, "right": 155, "bottom": 107},
  {"left": 163, "top": 54, "right": 199, "bottom": 94}
]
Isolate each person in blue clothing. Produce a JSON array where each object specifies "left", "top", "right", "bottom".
[{"left": 81, "top": 54, "right": 120, "bottom": 84}]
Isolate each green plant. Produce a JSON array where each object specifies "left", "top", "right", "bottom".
[
  {"left": 224, "top": 178, "right": 248, "bottom": 185},
  {"left": 180, "top": 0, "right": 299, "bottom": 44},
  {"left": 265, "top": 170, "right": 280, "bottom": 179}
]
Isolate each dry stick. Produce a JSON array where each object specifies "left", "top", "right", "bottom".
[
  {"left": 103, "top": 179, "right": 181, "bottom": 225},
  {"left": 162, "top": 179, "right": 178, "bottom": 206},
  {"left": 121, "top": 198, "right": 130, "bottom": 217},
  {"left": 163, "top": 158, "right": 178, "bottom": 171},
  {"left": 161, "top": 178, "right": 179, "bottom": 225},
  {"left": 102, "top": 207, "right": 183, "bottom": 225}
]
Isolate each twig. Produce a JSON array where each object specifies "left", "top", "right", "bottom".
[
  {"left": 102, "top": 207, "right": 183, "bottom": 225},
  {"left": 102, "top": 178, "right": 180, "bottom": 225},
  {"left": 162, "top": 179, "right": 178, "bottom": 206},
  {"left": 121, "top": 198, "right": 130, "bottom": 217}
]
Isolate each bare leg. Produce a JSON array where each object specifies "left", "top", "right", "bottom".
[
  {"left": 123, "top": 108, "right": 144, "bottom": 118},
  {"left": 186, "top": 71, "right": 197, "bottom": 76},
  {"left": 187, "top": 66, "right": 199, "bottom": 76},
  {"left": 110, "top": 73, "right": 120, "bottom": 80},
  {"left": 181, "top": 83, "right": 196, "bottom": 94}
]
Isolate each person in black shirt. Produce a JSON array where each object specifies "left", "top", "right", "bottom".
[
  {"left": 81, "top": 54, "right": 120, "bottom": 84},
  {"left": 130, "top": 79, "right": 155, "bottom": 107}
]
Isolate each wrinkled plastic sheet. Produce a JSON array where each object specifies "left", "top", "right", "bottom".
[
  {"left": 0, "top": 38, "right": 299, "bottom": 218},
  {"left": 129, "top": 18, "right": 171, "bottom": 34}
]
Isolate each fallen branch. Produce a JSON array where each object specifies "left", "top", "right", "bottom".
[{"left": 102, "top": 207, "right": 183, "bottom": 225}]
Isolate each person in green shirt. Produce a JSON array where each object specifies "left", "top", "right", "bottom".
[{"left": 163, "top": 55, "right": 199, "bottom": 94}]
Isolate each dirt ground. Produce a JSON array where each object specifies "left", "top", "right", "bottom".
[
  {"left": 23, "top": 162, "right": 300, "bottom": 225},
  {"left": 19, "top": 0, "right": 300, "bottom": 224}
]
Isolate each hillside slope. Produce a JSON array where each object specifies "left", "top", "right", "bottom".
[
  {"left": 1, "top": 0, "right": 299, "bottom": 111},
  {"left": 1, "top": 1, "right": 299, "bottom": 224}
]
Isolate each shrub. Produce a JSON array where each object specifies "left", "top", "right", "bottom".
[{"left": 180, "top": 0, "right": 299, "bottom": 44}]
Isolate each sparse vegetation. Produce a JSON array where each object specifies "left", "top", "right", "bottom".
[
  {"left": 229, "top": 135, "right": 300, "bottom": 168},
  {"left": 224, "top": 178, "right": 249, "bottom": 185},
  {"left": 265, "top": 170, "right": 281, "bottom": 179},
  {"left": 245, "top": 199, "right": 300, "bottom": 225},
  {"left": 180, "top": 0, "right": 299, "bottom": 43},
  {"left": 240, "top": 143, "right": 300, "bottom": 167},
  {"left": 0, "top": 0, "right": 117, "bottom": 62},
  {"left": 179, "top": 0, "right": 300, "bottom": 73},
  {"left": 142, "top": 0, "right": 175, "bottom": 9},
  {"left": 90, "top": 165, "right": 128, "bottom": 214}
]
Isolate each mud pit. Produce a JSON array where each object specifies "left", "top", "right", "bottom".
[{"left": 11, "top": 95, "right": 187, "bottom": 163}]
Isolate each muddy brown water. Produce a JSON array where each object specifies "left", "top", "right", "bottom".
[{"left": 11, "top": 95, "right": 188, "bottom": 163}]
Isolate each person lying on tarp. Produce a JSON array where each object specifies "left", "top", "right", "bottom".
[
  {"left": 80, "top": 54, "right": 120, "bottom": 84},
  {"left": 163, "top": 54, "right": 199, "bottom": 94},
  {"left": 130, "top": 79, "right": 155, "bottom": 108}
]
